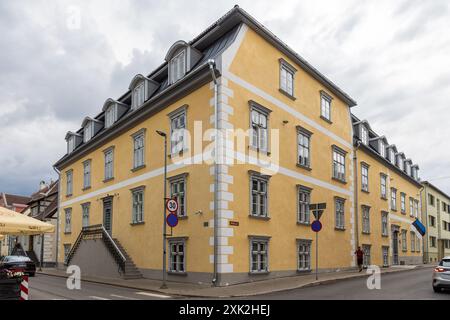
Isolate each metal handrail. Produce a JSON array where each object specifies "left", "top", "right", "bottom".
[{"left": 101, "top": 226, "right": 126, "bottom": 262}]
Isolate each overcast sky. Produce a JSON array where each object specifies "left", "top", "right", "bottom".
[{"left": 1, "top": 0, "right": 449, "bottom": 196}]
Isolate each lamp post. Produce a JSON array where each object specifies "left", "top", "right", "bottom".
[{"left": 156, "top": 130, "right": 168, "bottom": 289}]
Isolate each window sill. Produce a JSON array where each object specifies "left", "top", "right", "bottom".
[
  {"left": 382, "top": 234, "right": 389, "bottom": 238},
  {"left": 296, "top": 269, "right": 312, "bottom": 274},
  {"left": 296, "top": 164, "right": 312, "bottom": 171},
  {"left": 64, "top": 232, "right": 72, "bottom": 235},
  {"left": 361, "top": 189, "right": 370, "bottom": 194},
  {"left": 335, "top": 227, "right": 346, "bottom": 232},
  {"left": 362, "top": 232, "right": 371, "bottom": 235},
  {"left": 278, "top": 89, "right": 296, "bottom": 101},
  {"left": 391, "top": 209, "right": 398, "bottom": 212},
  {"left": 332, "top": 177, "right": 347, "bottom": 185},
  {"left": 320, "top": 115, "right": 333, "bottom": 124},
  {"left": 103, "top": 177, "right": 114, "bottom": 183},
  {"left": 297, "top": 221, "right": 311, "bottom": 226},
  {"left": 168, "top": 271, "right": 187, "bottom": 276},
  {"left": 248, "top": 145, "right": 271, "bottom": 156},
  {"left": 169, "top": 149, "right": 189, "bottom": 159},
  {"left": 381, "top": 197, "right": 387, "bottom": 201},
  {"left": 131, "top": 165, "right": 146, "bottom": 172},
  {"left": 130, "top": 221, "right": 145, "bottom": 226},
  {"left": 66, "top": 194, "right": 73, "bottom": 198},
  {"left": 401, "top": 211, "right": 406, "bottom": 215},
  {"left": 82, "top": 186, "right": 91, "bottom": 191},
  {"left": 249, "top": 215, "right": 271, "bottom": 221},
  {"left": 178, "top": 216, "right": 188, "bottom": 220}
]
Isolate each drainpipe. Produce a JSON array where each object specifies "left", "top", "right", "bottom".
[
  {"left": 208, "top": 59, "right": 219, "bottom": 287},
  {"left": 353, "top": 141, "right": 361, "bottom": 249},
  {"left": 53, "top": 166, "right": 61, "bottom": 269},
  {"left": 421, "top": 185, "right": 429, "bottom": 264}
]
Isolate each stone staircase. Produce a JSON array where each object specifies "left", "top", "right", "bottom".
[{"left": 113, "top": 239, "right": 143, "bottom": 280}]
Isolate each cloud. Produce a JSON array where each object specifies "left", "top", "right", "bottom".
[{"left": 1, "top": 0, "right": 450, "bottom": 196}]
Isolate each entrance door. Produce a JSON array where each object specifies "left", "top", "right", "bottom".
[
  {"left": 393, "top": 231, "right": 399, "bottom": 265},
  {"left": 103, "top": 198, "right": 113, "bottom": 235}
]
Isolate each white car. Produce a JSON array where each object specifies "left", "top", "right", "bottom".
[{"left": 432, "top": 256, "right": 450, "bottom": 293}]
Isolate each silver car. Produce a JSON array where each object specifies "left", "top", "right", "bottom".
[{"left": 432, "top": 256, "right": 450, "bottom": 293}]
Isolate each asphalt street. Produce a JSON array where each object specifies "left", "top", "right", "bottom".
[{"left": 250, "top": 267, "right": 450, "bottom": 300}]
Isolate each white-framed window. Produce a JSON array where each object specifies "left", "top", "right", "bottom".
[
  {"left": 391, "top": 188, "right": 397, "bottom": 211},
  {"left": 169, "top": 239, "right": 186, "bottom": 273},
  {"left": 250, "top": 175, "right": 269, "bottom": 218},
  {"left": 250, "top": 104, "right": 270, "bottom": 152},
  {"left": 132, "top": 81, "right": 145, "bottom": 109},
  {"left": 297, "top": 186, "right": 311, "bottom": 224},
  {"left": 409, "top": 198, "right": 414, "bottom": 217},
  {"left": 81, "top": 203, "right": 90, "bottom": 228},
  {"left": 64, "top": 244, "right": 71, "bottom": 263},
  {"left": 362, "top": 245, "right": 371, "bottom": 267},
  {"left": 169, "top": 50, "right": 186, "bottom": 84},
  {"left": 406, "top": 163, "right": 411, "bottom": 176},
  {"left": 400, "top": 193, "right": 406, "bottom": 214},
  {"left": 390, "top": 149, "right": 395, "bottom": 164},
  {"left": 379, "top": 141, "right": 386, "bottom": 158},
  {"left": 132, "top": 131, "right": 145, "bottom": 169},
  {"left": 83, "top": 160, "right": 91, "bottom": 189},
  {"left": 332, "top": 146, "right": 346, "bottom": 182},
  {"left": 416, "top": 235, "right": 421, "bottom": 252},
  {"left": 83, "top": 121, "right": 94, "bottom": 143},
  {"left": 104, "top": 148, "right": 114, "bottom": 180},
  {"left": 399, "top": 158, "right": 404, "bottom": 171},
  {"left": 381, "top": 212, "right": 388, "bottom": 237},
  {"left": 362, "top": 206, "right": 370, "bottom": 234},
  {"left": 170, "top": 178, "right": 186, "bottom": 217},
  {"left": 64, "top": 208, "right": 72, "bottom": 233},
  {"left": 380, "top": 174, "right": 387, "bottom": 199},
  {"left": 105, "top": 104, "right": 117, "bottom": 128},
  {"left": 250, "top": 238, "right": 269, "bottom": 273},
  {"left": 402, "top": 230, "right": 407, "bottom": 252},
  {"left": 335, "top": 197, "right": 345, "bottom": 230},
  {"left": 131, "top": 188, "right": 144, "bottom": 224},
  {"left": 170, "top": 109, "right": 187, "bottom": 155},
  {"left": 66, "top": 170, "right": 73, "bottom": 196},
  {"left": 411, "top": 231, "right": 415, "bottom": 252},
  {"left": 382, "top": 246, "right": 389, "bottom": 267},
  {"left": 361, "top": 125, "right": 368, "bottom": 145},
  {"left": 67, "top": 136, "right": 75, "bottom": 153},
  {"left": 320, "top": 92, "right": 332, "bottom": 121},
  {"left": 297, "top": 240, "right": 311, "bottom": 271},
  {"left": 297, "top": 128, "right": 311, "bottom": 168},
  {"left": 361, "top": 163, "right": 369, "bottom": 192},
  {"left": 280, "top": 60, "right": 295, "bottom": 97}
]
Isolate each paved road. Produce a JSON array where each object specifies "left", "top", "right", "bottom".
[
  {"left": 251, "top": 267, "right": 450, "bottom": 300},
  {"left": 29, "top": 274, "right": 175, "bottom": 300}
]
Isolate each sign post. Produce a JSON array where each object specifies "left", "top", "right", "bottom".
[{"left": 310, "top": 203, "right": 326, "bottom": 281}]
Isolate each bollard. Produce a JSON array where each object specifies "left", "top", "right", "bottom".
[{"left": 20, "top": 275, "right": 29, "bottom": 300}]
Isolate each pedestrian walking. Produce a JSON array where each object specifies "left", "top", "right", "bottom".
[{"left": 355, "top": 246, "right": 364, "bottom": 272}]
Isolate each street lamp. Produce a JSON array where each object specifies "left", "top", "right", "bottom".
[{"left": 156, "top": 130, "right": 168, "bottom": 289}]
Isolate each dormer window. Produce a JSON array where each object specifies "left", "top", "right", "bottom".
[
  {"left": 398, "top": 158, "right": 404, "bottom": 171},
  {"left": 67, "top": 136, "right": 75, "bottom": 153},
  {"left": 65, "top": 132, "right": 82, "bottom": 154},
  {"left": 105, "top": 104, "right": 117, "bottom": 128},
  {"left": 361, "top": 125, "right": 369, "bottom": 145},
  {"left": 132, "top": 81, "right": 145, "bottom": 109},
  {"left": 389, "top": 149, "right": 395, "bottom": 164},
  {"left": 83, "top": 121, "right": 94, "bottom": 143},
  {"left": 379, "top": 141, "right": 386, "bottom": 158},
  {"left": 406, "top": 163, "right": 411, "bottom": 176},
  {"left": 169, "top": 50, "right": 186, "bottom": 84}
]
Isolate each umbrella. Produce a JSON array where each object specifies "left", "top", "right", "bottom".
[{"left": 0, "top": 206, "right": 55, "bottom": 235}]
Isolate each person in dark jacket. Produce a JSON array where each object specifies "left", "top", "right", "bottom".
[{"left": 355, "top": 246, "right": 364, "bottom": 272}]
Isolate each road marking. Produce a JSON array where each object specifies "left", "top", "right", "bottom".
[
  {"left": 110, "top": 294, "right": 140, "bottom": 300},
  {"left": 135, "top": 291, "right": 171, "bottom": 299},
  {"left": 89, "top": 296, "right": 111, "bottom": 300}
]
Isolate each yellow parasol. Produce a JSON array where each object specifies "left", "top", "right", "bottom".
[{"left": 0, "top": 206, "right": 55, "bottom": 235}]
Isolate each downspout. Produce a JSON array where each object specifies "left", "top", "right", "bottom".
[
  {"left": 422, "top": 185, "right": 429, "bottom": 264},
  {"left": 208, "top": 59, "right": 219, "bottom": 286},
  {"left": 53, "top": 166, "right": 61, "bottom": 268},
  {"left": 353, "top": 141, "right": 361, "bottom": 249}
]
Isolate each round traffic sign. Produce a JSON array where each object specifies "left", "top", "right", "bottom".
[
  {"left": 311, "top": 220, "right": 322, "bottom": 233},
  {"left": 166, "top": 198, "right": 178, "bottom": 213},
  {"left": 166, "top": 213, "right": 179, "bottom": 228}
]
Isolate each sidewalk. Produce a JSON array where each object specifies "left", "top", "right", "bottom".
[{"left": 37, "top": 264, "right": 431, "bottom": 298}]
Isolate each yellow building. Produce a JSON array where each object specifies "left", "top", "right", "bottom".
[
  {"left": 421, "top": 181, "right": 450, "bottom": 263},
  {"left": 53, "top": 6, "right": 423, "bottom": 285},
  {"left": 352, "top": 116, "right": 423, "bottom": 267}
]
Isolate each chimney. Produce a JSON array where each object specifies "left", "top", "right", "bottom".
[{"left": 39, "top": 181, "right": 47, "bottom": 190}]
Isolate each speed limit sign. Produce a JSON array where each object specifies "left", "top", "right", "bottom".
[{"left": 166, "top": 198, "right": 178, "bottom": 213}]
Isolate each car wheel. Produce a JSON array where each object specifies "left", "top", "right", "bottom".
[{"left": 433, "top": 286, "right": 441, "bottom": 293}]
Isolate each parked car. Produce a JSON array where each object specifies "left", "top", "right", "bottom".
[
  {"left": 432, "top": 256, "right": 450, "bottom": 293},
  {"left": 0, "top": 255, "right": 36, "bottom": 277}
]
